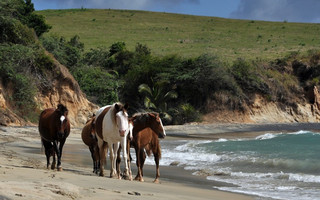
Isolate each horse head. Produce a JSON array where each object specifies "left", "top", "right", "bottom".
[
  {"left": 148, "top": 112, "right": 166, "bottom": 139},
  {"left": 56, "top": 104, "right": 69, "bottom": 139},
  {"left": 114, "top": 103, "right": 129, "bottom": 137}
]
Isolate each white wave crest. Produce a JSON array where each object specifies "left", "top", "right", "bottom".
[
  {"left": 255, "top": 133, "right": 279, "bottom": 140},
  {"left": 289, "top": 130, "right": 311, "bottom": 135}
]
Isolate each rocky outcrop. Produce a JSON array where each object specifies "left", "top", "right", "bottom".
[
  {"left": 35, "top": 53, "right": 99, "bottom": 127},
  {"left": 249, "top": 87, "right": 320, "bottom": 123},
  {"left": 203, "top": 87, "right": 320, "bottom": 124},
  {"left": 0, "top": 52, "right": 98, "bottom": 127},
  {"left": 0, "top": 83, "right": 25, "bottom": 126}
]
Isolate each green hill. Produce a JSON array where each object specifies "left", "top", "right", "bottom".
[{"left": 38, "top": 9, "right": 320, "bottom": 61}]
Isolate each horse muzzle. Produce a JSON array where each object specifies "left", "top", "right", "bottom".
[
  {"left": 158, "top": 134, "right": 165, "bottom": 139},
  {"left": 119, "top": 130, "right": 126, "bottom": 137},
  {"left": 57, "top": 132, "right": 65, "bottom": 139}
]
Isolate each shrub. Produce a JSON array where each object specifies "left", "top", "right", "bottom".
[
  {"left": 172, "top": 103, "right": 200, "bottom": 124},
  {"left": 72, "top": 66, "right": 119, "bottom": 105},
  {"left": 0, "top": 17, "right": 35, "bottom": 45},
  {"left": 109, "top": 41, "right": 126, "bottom": 56},
  {"left": 231, "top": 58, "right": 267, "bottom": 94},
  {"left": 40, "top": 34, "right": 83, "bottom": 69},
  {"left": 0, "top": 44, "right": 38, "bottom": 118}
]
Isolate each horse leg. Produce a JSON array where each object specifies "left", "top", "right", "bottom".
[
  {"left": 56, "top": 139, "right": 66, "bottom": 171},
  {"left": 52, "top": 141, "right": 60, "bottom": 170},
  {"left": 93, "top": 145, "right": 100, "bottom": 174},
  {"left": 98, "top": 139, "right": 107, "bottom": 177},
  {"left": 42, "top": 140, "right": 52, "bottom": 169},
  {"left": 153, "top": 152, "right": 160, "bottom": 183},
  {"left": 126, "top": 138, "right": 132, "bottom": 181},
  {"left": 116, "top": 146, "right": 121, "bottom": 177},
  {"left": 152, "top": 142, "right": 161, "bottom": 183},
  {"left": 141, "top": 150, "right": 146, "bottom": 177},
  {"left": 120, "top": 137, "right": 131, "bottom": 180},
  {"left": 134, "top": 148, "right": 145, "bottom": 182},
  {"left": 110, "top": 143, "right": 120, "bottom": 179},
  {"left": 89, "top": 146, "right": 96, "bottom": 173},
  {"left": 51, "top": 148, "right": 56, "bottom": 170}
]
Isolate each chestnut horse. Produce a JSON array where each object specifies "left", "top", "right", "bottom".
[
  {"left": 130, "top": 112, "right": 166, "bottom": 183},
  {"left": 81, "top": 114, "right": 100, "bottom": 174},
  {"left": 39, "top": 104, "right": 70, "bottom": 171},
  {"left": 95, "top": 103, "right": 130, "bottom": 179}
]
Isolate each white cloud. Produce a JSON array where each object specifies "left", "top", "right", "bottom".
[{"left": 230, "top": 0, "right": 320, "bottom": 23}]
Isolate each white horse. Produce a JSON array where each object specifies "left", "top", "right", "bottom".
[{"left": 95, "top": 103, "right": 130, "bottom": 179}]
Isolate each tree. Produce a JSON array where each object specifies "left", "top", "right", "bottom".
[
  {"left": 138, "top": 80, "right": 177, "bottom": 121},
  {"left": 0, "top": 0, "right": 51, "bottom": 37}
]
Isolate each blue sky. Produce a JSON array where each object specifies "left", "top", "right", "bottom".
[{"left": 33, "top": 0, "right": 320, "bottom": 23}]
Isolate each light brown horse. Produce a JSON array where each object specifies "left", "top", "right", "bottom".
[
  {"left": 130, "top": 112, "right": 166, "bottom": 183},
  {"left": 39, "top": 104, "right": 70, "bottom": 171},
  {"left": 81, "top": 114, "right": 100, "bottom": 174}
]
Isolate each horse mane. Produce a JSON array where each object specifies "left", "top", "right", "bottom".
[
  {"left": 110, "top": 104, "right": 117, "bottom": 125},
  {"left": 132, "top": 112, "right": 158, "bottom": 124},
  {"left": 110, "top": 102, "right": 127, "bottom": 125}
]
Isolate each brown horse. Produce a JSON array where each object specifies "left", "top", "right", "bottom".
[
  {"left": 39, "top": 104, "right": 70, "bottom": 171},
  {"left": 81, "top": 114, "right": 100, "bottom": 174},
  {"left": 130, "top": 112, "right": 166, "bottom": 183}
]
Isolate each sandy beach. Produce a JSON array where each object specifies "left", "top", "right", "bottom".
[{"left": 1, "top": 123, "right": 319, "bottom": 200}]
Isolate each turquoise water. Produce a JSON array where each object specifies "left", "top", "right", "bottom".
[{"left": 151, "top": 131, "right": 320, "bottom": 200}]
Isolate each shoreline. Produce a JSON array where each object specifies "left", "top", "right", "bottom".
[
  {"left": 0, "top": 125, "right": 254, "bottom": 200},
  {"left": 1, "top": 122, "right": 318, "bottom": 199}
]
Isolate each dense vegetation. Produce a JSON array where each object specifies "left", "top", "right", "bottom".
[
  {"left": 2, "top": 1, "right": 320, "bottom": 125},
  {"left": 0, "top": 0, "right": 53, "bottom": 121}
]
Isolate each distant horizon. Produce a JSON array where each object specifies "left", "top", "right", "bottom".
[
  {"left": 33, "top": 0, "right": 320, "bottom": 24},
  {"left": 37, "top": 7, "right": 314, "bottom": 24}
]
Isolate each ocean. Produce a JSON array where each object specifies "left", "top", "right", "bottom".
[{"left": 143, "top": 130, "right": 320, "bottom": 200}]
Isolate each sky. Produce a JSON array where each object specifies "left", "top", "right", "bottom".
[{"left": 32, "top": 0, "right": 320, "bottom": 23}]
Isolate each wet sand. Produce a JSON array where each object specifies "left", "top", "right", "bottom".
[{"left": 2, "top": 123, "right": 318, "bottom": 199}]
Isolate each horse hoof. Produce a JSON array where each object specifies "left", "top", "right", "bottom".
[
  {"left": 99, "top": 172, "right": 104, "bottom": 177},
  {"left": 134, "top": 176, "right": 144, "bottom": 182},
  {"left": 110, "top": 175, "right": 119, "bottom": 179},
  {"left": 153, "top": 179, "right": 159, "bottom": 184},
  {"left": 124, "top": 175, "right": 132, "bottom": 181},
  {"left": 57, "top": 167, "right": 63, "bottom": 171}
]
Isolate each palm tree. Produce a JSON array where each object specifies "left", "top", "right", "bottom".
[{"left": 138, "top": 80, "right": 177, "bottom": 121}]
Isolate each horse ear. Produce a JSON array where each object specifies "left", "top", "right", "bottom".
[
  {"left": 115, "top": 103, "right": 120, "bottom": 111},
  {"left": 124, "top": 103, "right": 129, "bottom": 110}
]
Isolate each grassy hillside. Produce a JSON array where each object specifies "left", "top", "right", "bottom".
[{"left": 38, "top": 9, "right": 320, "bottom": 61}]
